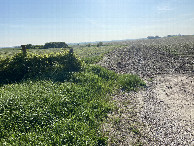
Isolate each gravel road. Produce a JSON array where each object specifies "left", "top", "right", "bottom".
[
  {"left": 100, "top": 37, "right": 194, "bottom": 145},
  {"left": 137, "top": 74, "right": 194, "bottom": 145}
]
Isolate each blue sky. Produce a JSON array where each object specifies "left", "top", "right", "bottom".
[{"left": 0, "top": 0, "right": 194, "bottom": 47}]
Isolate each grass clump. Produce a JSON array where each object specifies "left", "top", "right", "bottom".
[{"left": 118, "top": 74, "right": 145, "bottom": 91}]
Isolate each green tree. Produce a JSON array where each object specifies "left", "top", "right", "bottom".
[
  {"left": 97, "top": 42, "right": 103, "bottom": 47},
  {"left": 26, "top": 44, "right": 33, "bottom": 49},
  {"left": 86, "top": 43, "right": 91, "bottom": 47},
  {"left": 44, "top": 42, "right": 68, "bottom": 49}
]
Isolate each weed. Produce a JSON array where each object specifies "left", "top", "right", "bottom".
[{"left": 118, "top": 74, "right": 146, "bottom": 91}]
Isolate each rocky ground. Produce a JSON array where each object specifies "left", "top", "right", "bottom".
[
  {"left": 100, "top": 37, "right": 194, "bottom": 145},
  {"left": 99, "top": 45, "right": 193, "bottom": 78},
  {"left": 138, "top": 74, "right": 194, "bottom": 145}
]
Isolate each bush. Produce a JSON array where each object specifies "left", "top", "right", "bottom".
[
  {"left": 82, "top": 55, "right": 103, "bottom": 64},
  {"left": 0, "top": 50, "right": 82, "bottom": 84},
  {"left": 97, "top": 42, "right": 103, "bottom": 47},
  {"left": 44, "top": 42, "right": 68, "bottom": 49},
  {"left": 87, "top": 65, "right": 117, "bottom": 81},
  {"left": 118, "top": 74, "right": 145, "bottom": 91}
]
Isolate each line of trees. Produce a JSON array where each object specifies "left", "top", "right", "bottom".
[
  {"left": 86, "top": 42, "right": 103, "bottom": 47},
  {"left": 26, "top": 42, "right": 68, "bottom": 49},
  {"left": 44, "top": 42, "right": 68, "bottom": 49},
  {"left": 147, "top": 36, "right": 161, "bottom": 39},
  {"left": 147, "top": 34, "right": 183, "bottom": 39}
]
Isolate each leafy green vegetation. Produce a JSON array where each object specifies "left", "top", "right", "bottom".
[
  {"left": 0, "top": 44, "right": 120, "bottom": 61},
  {"left": 118, "top": 74, "right": 146, "bottom": 91},
  {"left": 97, "top": 42, "right": 103, "bottom": 47},
  {"left": 73, "top": 45, "right": 119, "bottom": 64},
  {"left": 0, "top": 79, "right": 109, "bottom": 145},
  {"left": 0, "top": 50, "right": 82, "bottom": 84},
  {"left": 26, "top": 42, "right": 68, "bottom": 49},
  {"left": 0, "top": 45, "right": 145, "bottom": 145},
  {"left": 43, "top": 42, "right": 68, "bottom": 49}
]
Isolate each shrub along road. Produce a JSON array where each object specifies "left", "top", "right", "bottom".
[{"left": 0, "top": 50, "right": 145, "bottom": 145}]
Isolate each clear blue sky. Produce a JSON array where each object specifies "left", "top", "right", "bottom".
[{"left": 0, "top": 0, "right": 194, "bottom": 47}]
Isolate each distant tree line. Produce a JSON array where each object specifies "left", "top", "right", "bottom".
[
  {"left": 166, "top": 34, "right": 182, "bottom": 37},
  {"left": 82, "top": 42, "right": 103, "bottom": 47},
  {"left": 147, "top": 36, "right": 161, "bottom": 39},
  {"left": 147, "top": 34, "right": 183, "bottom": 39},
  {"left": 25, "top": 42, "right": 68, "bottom": 49},
  {"left": 44, "top": 42, "right": 68, "bottom": 49}
]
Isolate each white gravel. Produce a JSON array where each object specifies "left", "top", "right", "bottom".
[
  {"left": 103, "top": 74, "right": 194, "bottom": 145},
  {"left": 137, "top": 74, "right": 194, "bottom": 145}
]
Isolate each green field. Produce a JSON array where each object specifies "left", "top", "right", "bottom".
[
  {"left": 0, "top": 44, "right": 121, "bottom": 62},
  {"left": 0, "top": 44, "right": 144, "bottom": 145}
]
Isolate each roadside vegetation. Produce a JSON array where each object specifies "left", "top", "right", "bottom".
[
  {"left": 0, "top": 46, "right": 145, "bottom": 145},
  {"left": 0, "top": 43, "right": 122, "bottom": 64}
]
